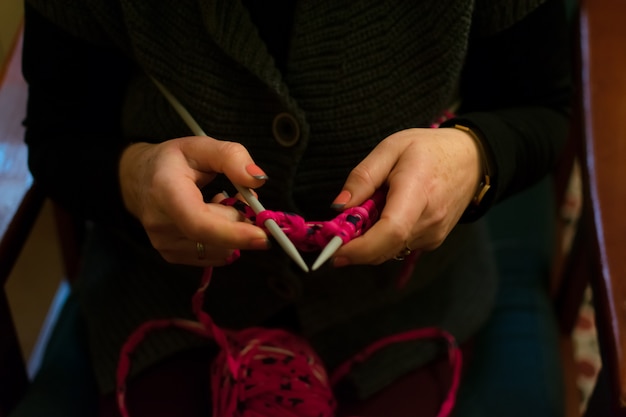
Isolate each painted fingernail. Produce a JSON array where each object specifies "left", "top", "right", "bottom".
[
  {"left": 222, "top": 190, "right": 230, "bottom": 198},
  {"left": 331, "top": 190, "right": 351, "bottom": 210},
  {"left": 332, "top": 256, "right": 350, "bottom": 268},
  {"left": 246, "top": 164, "right": 268, "bottom": 180}
]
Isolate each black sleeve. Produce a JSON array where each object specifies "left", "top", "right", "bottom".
[
  {"left": 441, "top": 0, "right": 573, "bottom": 220},
  {"left": 22, "top": 2, "right": 140, "bottom": 233}
]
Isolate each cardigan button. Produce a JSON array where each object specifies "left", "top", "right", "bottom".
[{"left": 272, "top": 112, "right": 300, "bottom": 147}]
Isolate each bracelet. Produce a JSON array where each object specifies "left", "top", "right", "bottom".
[{"left": 453, "top": 124, "right": 492, "bottom": 206}]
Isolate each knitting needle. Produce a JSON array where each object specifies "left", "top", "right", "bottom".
[
  {"left": 152, "top": 78, "right": 309, "bottom": 273},
  {"left": 234, "top": 185, "right": 309, "bottom": 272},
  {"left": 311, "top": 235, "right": 343, "bottom": 271}
]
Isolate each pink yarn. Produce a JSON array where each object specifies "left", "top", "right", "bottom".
[
  {"left": 223, "top": 189, "right": 422, "bottom": 286},
  {"left": 117, "top": 268, "right": 337, "bottom": 417},
  {"left": 116, "top": 111, "right": 462, "bottom": 416},
  {"left": 116, "top": 190, "right": 462, "bottom": 417},
  {"left": 117, "top": 267, "right": 462, "bottom": 417},
  {"left": 222, "top": 189, "right": 385, "bottom": 254}
]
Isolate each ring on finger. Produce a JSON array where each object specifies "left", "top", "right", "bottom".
[{"left": 196, "top": 242, "right": 206, "bottom": 260}]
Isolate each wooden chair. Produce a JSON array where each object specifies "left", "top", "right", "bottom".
[
  {"left": 553, "top": 0, "right": 626, "bottom": 414},
  {"left": 1, "top": 0, "right": 625, "bottom": 415}
]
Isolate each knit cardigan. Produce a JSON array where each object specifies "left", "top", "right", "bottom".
[{"left": 23, "top": 0, "right": 569, "bottom": 399}]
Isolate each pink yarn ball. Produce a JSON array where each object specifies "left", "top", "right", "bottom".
[{"left": 211, "top": 327, "right": 336, "bottom": 417}]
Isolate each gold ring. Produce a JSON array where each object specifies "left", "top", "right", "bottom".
[
  {"left": 196, "top": 242, "right": 206, "bottom": 260},
  {"left": 393, "top": 245, "right": 413, "bottom": 261}
]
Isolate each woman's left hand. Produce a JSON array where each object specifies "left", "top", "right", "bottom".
[{"left": 331, "top": 127, "right": 483, "bottom": 266}]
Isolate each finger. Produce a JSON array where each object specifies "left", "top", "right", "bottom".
[
  {"left": 209, "top": 191, "right": 231, "bottom": 204},
  {"left": 334, "top": 199, "right": 423, "bottom": 266},
  {"left": 331, "top": 138, "right": 403, "bottom": 209},
  {"left": 160, "top": 234, "right": 271, "bottom": 266},
  {"left": 333, "top": 177, "right": 429, "bottom": 265},
  {"left": 209, "top": 191, "right": 256, "bottom": 225},
  {"left": 335, "top": 220, "right": 403, "bottom": 265},
  {"left": 159, "top": 240, "right": 236, "bottom": 266},
  {"left": 209, "top": 190, "right": 252, "bottom": 212},
  {"left": 179, "top": 136, "right": 268, "bottom": 189},
  {"left": 157, "top": 175, "right": 268, "bottom": 248}
]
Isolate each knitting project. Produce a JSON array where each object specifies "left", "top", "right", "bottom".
[{"left": 116, "top": 191, "right": 462, "bottom": 417}]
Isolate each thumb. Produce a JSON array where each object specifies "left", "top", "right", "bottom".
[{"left": 331, "top": 143, "right": 398, "bottom": 209}]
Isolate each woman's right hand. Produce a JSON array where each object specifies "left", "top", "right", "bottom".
[{"left": 118, "top": 136, "right": 270, "bottom": 266}]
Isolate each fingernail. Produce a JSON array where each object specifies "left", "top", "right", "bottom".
[
  {"left": 222, "top": 190, "right": 230, "bottom": 198},
  {"left": 331, "top": 190, "right": 351, "bottom": 210},
  {"left": 246, "top": 164, "right": 268, "bottom": 180},
  {"left": 332, "top": 256, "right": 350, "bottom": 268}
]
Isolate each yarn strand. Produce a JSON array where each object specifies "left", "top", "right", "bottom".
[{"left": 116, "top": 266, "right": 462, "bottom": 417}]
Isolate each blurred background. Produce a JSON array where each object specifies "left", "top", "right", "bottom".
[
  {"left": 1, "top": 0, "right": 66, "bottom": 372},
  {"left": 0, "top": 0, "right": 22, "bottom": 65}
]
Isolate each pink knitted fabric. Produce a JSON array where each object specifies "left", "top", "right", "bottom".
[{"left": 223, "top": 188, "right": 385, "bottom": 255}]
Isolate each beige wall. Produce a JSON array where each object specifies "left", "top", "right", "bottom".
[{"left": 0, "top": 0, "right": 23, "bottom": 69}]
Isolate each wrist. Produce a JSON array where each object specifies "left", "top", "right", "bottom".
[
  {"left": 118, "top": 142, "right": 153, "bottom": 216},
  {"left": 451, "top": 124, "right": 493, "bottom": 207}
]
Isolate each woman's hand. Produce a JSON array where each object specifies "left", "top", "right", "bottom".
[
  {"left": 118, "top": 136, "right": 270, "bottom": 266},
  {"left": 331, "top": 127, "right": 482, "bottom": 266}
]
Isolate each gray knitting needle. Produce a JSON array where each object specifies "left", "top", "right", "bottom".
[
  {"left": 311, "top": 235, "right": 343, "bottom": 271},
  {"left": 233, "top": 185, "right": 309, "bottom": 272},
  {"left": 152, "top": 78, "right": 309, "bottom": 272}
]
